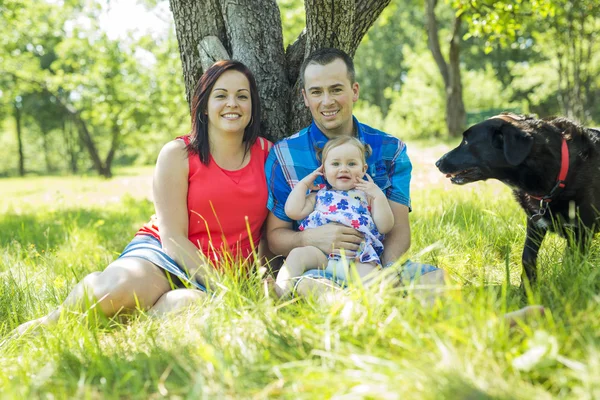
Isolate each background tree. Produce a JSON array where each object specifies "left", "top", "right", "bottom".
[
  {"left": 0, "top": 0, "right": 187, "bottom": 177},
  {"left": 168, "top": 0, "right": 392, "bottom": 142},
  {"left": 425, "top": 0, "right": 466, "bottom": 137},
  {"left": 353, "top": 1, "right": 422, "bottom": 118},
  {"left": 454, "top": 0, "right": 600, "bottom": 124}
]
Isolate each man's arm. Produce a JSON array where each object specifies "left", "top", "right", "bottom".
[
  {"left": 380, "top": 200, "right": 411, "bottom": 265},
  {"left": 266, "top": 212, "right": 364, "bottom": 257},
  {"left": 265, "top": 145, "right": 363, "bottom": 257}
]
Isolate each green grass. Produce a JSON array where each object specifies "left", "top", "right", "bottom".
[{"left": 1, "top": 160, "right": 599, "bottom": 399}]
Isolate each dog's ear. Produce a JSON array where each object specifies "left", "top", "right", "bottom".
[{"left": 500, "top": 123, "right": 533, "bottom": 166}]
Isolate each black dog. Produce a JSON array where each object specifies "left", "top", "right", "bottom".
[{"left": 436, "top": 113, "right": 600, "bottom": 284}]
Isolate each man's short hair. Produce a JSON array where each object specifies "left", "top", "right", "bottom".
[{"left": 299, "top": 48, "right": 356, "bottom": 88}]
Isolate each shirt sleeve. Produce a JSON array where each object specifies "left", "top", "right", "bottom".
[
  {"left": 265, "top": 147, "right": 293, "bottom": 222},
  {"left": 387, "top": 143, "right": 412, "bottom": 210}
]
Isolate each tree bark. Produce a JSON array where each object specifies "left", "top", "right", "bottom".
[
  {"left": 425, "top": 0, "right": 466, "bottom": 137},
  {"left": 221, "top": 0, "right": 290, "bottom": 141},
  {"left": 169, "top": 0, "right": 227, "bottom": 109},
  {"left": 169, "top": 0, "right": 391, "bottom": 142}
]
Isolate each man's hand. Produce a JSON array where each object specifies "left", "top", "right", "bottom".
[
  {"left": 302, "top": 223, "right": 364, "bottom": 257},
  {"left": 354, "top": 174, "right": 386, "bottom": 200}
]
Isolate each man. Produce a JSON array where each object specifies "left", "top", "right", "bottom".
[{"left": 265, "top": 48, "right": 445, "bottom": 295}]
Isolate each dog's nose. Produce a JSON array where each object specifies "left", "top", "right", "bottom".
[{"left": 435, "top": 158, "right": 442, "bottom": 168}]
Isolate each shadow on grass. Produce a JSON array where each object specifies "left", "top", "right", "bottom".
[
  {"left": 0, "top": 197, "right": 155, "bottom": 253},
  {"left": 46, "top": 345, "right": 195, "bottom": 398},
  {"left": 432, "top": 374, "right": 515, "bottom": 400}
]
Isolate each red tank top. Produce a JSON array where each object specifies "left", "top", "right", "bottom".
[{"left": 137, "top": 136, "right": 272, "bottom": 263}]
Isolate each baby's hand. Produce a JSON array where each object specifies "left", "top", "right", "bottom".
[
  {"left": 298, "top": 165, "right": 324, "bottom": 191},
  {"left": 354, "top": 174, "right": 385, "bottom": 199}
]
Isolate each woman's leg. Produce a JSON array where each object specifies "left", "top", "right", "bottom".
[
  {"left": 275, "top": 246, "right": 327, "bottom": 298},
  {"left": 148, "top": 288, "right": 207, "bottom": 316},
  {"left": 16, "top": 257, "right": 172, "bottom": 334}
]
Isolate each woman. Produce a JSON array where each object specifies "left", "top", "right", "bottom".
[{"left": 17, "top": 60, "right": 272, "bottom": 334}]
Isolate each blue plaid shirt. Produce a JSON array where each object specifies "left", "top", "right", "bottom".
[{"left": 265, "top": 117, "right": 412, "bottom": 222}]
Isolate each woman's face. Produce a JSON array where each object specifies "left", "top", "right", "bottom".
[{"left": 206, "top": 70, "right": 252, "bottom": 136}]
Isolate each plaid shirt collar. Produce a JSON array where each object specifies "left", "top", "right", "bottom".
[{"left": 308, "top": 116, "right": 362, "bottom": 150}]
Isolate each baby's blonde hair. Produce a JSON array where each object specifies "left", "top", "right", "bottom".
[{"left": 319, "top": 136, "right": 372, "bottom": 164}]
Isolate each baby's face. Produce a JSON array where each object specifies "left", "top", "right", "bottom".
[{"left": 323, "top": 143, "right": 367, "bottom": 191}]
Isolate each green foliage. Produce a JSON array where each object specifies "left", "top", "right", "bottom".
[
  {"left": 0, "top": 0, "right": 188, "bottom": 176},
  {"left": 277, "top": 0, "right": 305, "bottom": 48},
  {"left": 451, "top": 0, "right": 600, "bottom": 123},
  {"left": 2, "top": 156, "right": 600, "bottom": 397},
  {"left": 450, "top": 0, "right": 555, "bottom": 51},
  {"left": 380, "top": 49, "right": 446, "bottom": 138},
  {"left": 354, "top": 1, "right": 425, "bottom": 116}
]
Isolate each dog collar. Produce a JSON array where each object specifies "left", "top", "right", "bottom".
[
  {"left": 529, "top": 138, "right": 569, "bottom": 203},
  {"left": 527, "top": 138, "right": 569, "bottom": 222},
  {"left": 492, "top": 114, "right": 570, "bottom": 202}
]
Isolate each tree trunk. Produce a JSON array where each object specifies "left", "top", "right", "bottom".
[
  {"left": 63, "top": 116, "right": 78, "bottom": 173},
  {"left": 446, "top": 12, "right": 466, "bottom": 137},
  {"left": 41, "top": 128, "right": 54, "bottom": 173},
  {"left": 47, "top": 89, "right": 111, "bottom": 178},
  {"left": 103, "top": 119, "right": 123, "bottom": 179},
  {"left": 13, "top": 101, "right": 25, "bottom": 176},
  {"left": 169, "top": 0, "right": 391, "bottom": 142},
  {"left": 425, "top": 0, "right": 466, "bottom": 137},
  {"left": 73, "top": 115, "right": 111, "bottom": 178}
]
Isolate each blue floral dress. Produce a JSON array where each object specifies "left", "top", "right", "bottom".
[{"left": 298, "top": 188, "right": 384, "bottom": 264}]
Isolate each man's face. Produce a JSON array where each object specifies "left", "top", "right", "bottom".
[{"left": 302, "top": 59, "right": 359, "bottom": 138}]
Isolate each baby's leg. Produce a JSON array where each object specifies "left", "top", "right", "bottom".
[
  {"left": 351, "top": 261, "right": 380, "bottom": 286},
  {"left": 275, "top": 246, "right": 327, "bottom": 298}
]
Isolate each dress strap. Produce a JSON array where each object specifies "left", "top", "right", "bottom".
[
  {"left": 257, "top": 137, "right": 273, "bottom": 162},
  {"left": 177, "top": 135, "right": 191, "bottom": 145}
]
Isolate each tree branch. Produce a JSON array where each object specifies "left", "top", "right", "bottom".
[
  {"left": 285, "top": 30, "right": 306, "bottom": 85},
  {"left": 350, "top": 0, "right": 392, "bottom": 54},
  {"left": 197, "top": 35, "right": 230, "bottom": 71},
  {"left": 425, "top": 0, "right": 450, "bottom": 87}
]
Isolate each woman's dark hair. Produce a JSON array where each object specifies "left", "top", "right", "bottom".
[{"left": 188, "top": 60, "right": 261, "bottom": 165}]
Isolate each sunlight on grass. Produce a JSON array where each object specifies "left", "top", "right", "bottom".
[{"left": 0, "top": 152, "right": 599, "bottom": 398}]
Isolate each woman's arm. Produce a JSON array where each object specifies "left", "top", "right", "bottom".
[{"left": 153, "top": 140, "right": 219, "bottom": 287}]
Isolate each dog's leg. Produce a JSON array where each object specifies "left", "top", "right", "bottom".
[{"left": 522, "top": 220, "right": 547, "bottom": 285}]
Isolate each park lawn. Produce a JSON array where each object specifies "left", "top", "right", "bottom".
[{"left": 0, "top": 156, "right": 599, "bottom": 399}]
